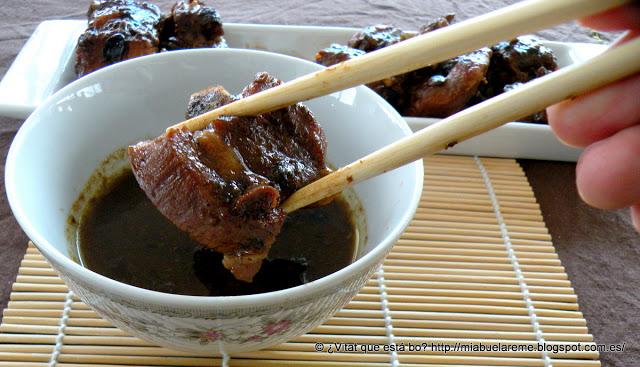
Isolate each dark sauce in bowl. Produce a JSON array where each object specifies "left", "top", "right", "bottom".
[{"left": 77, "top": 170, "right": 357, "bottom": 296}]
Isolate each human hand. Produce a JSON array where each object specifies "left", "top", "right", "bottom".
[{"left": 547, "top": 3, "right": 640, "bottom": 231}]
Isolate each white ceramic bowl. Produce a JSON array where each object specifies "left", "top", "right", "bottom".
[{"left": 5, "top": 49, "right": 423, "bottom": 353}]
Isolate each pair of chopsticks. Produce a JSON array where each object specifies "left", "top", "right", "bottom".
[{"left": 166, "top": 0, "right": 640, "bottom": 213}]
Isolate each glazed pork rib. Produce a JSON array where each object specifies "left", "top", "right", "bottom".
[
  {"left": 315, "top": 15, "right": 457, "bottom": 112},
  {"left": 159, "top": 0, "right": 226, "bottom": 50},
  {"left": 314, "top": 15, "right": 557, "bottom": 123},
  {"left": 76, "top": 0, "right": 226, "bottom": 77},
  {"left": 76, "top": 0, "right": 163, "bottom": 76},
  {"left": 128, "top": 73, "right": 330, "bottom": 282},
  {"left": 405, "top": 47, "right": 492, "bottom": 118},
  {"left": 474, "top": 36, "right": 558, "bottom": 123}
]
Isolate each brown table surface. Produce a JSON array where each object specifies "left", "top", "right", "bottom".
[{"left": 0, "top": 1, "right": 637, "bottom": 366}]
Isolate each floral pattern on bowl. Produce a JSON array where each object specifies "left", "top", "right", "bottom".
[{"left": 54, "top": 257, "right": 379, "bottom": 353}]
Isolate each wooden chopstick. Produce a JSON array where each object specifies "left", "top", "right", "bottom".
[
  {"left": 167, "top": 0, "right": 629, "bottom": 132},
  {"left": 281, "top": 37, "right": 640, "bottom": 212},
  {"left": 160, "top": 0, "right": 637, "bottom": 213}
]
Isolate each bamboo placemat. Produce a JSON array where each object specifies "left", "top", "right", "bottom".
[{"left": 0, "top": 155, "right": 599, "bottom": 366}]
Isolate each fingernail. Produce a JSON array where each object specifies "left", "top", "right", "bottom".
[
  {"left": 631, "top": 206, "right": 640, "bottom": 232},
  {"left": 575, "top": 153, "right": 590, "bottom": 205},
  {"left": 555, "top": 133, "right": 581, "bottom": 148},
  {"left": 547, "top": 105, "right": 583, "bottom": 148}
]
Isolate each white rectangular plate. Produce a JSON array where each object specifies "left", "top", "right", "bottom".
[{"left": 0, "top": 20, "right": 606, "bottom": 161}]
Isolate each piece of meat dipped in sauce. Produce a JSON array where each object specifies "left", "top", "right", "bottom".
[
  {"left": 128, "top": 73, "right": 330, "bottom": 282},
  {"left": 159, "top": 0, "right": 226, "bottom": 50},
  {"left": 76, "top": 0, "right": 163, "bottom": 77}
]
